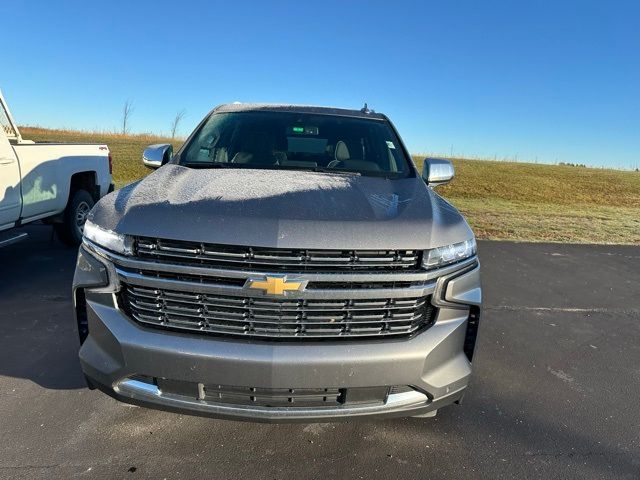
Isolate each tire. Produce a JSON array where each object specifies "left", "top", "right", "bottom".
[{"left": 55, "top": 189, "right": 95, "bottom": 246}]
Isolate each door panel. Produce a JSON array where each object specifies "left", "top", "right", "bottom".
[{"left": 0, "top": 133, "right": 21, "bottom": 227}]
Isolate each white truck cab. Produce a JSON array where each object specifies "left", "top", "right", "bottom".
[{"left": 0, "top": 90, "right": 113, "bottom": 247}]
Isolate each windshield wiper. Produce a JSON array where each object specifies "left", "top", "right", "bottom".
[
  {"left": 311, "top": 167, "right": 361, "bottom": 176},
  {"left": 180, "top": 162, "right": 365, "bottom": 176},
  {"left": 181, "top": 162, "right": 240, "bottom": 169}
]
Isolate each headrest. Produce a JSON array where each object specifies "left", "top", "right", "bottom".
[{"left": 334, "top": 141, "right": 350, "bottom": 162}]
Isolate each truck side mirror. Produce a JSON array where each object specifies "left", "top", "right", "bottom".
[
  {"left": 143, "top": 144, "right": 173, "bottom": 169},
  {"left": 422, "top": 158, "right": 454, "bottom": 186}
]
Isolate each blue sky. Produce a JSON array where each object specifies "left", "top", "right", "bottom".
[{"left": 2, "top": 0, "right": 639, "bottom": 169}]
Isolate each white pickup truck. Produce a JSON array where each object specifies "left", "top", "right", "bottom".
[{"left": 0, "top": 90, "right": 113, "bottom": 247}]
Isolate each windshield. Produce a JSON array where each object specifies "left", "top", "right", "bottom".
[{"left": 179, "top": 111, "right": 413, "bottom": 178}]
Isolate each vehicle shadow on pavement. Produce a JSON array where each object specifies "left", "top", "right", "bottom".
[{"left": 0, "top": 224, "right": 86, "bottom": 390}]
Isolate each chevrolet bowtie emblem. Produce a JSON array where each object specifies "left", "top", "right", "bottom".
[{"left": 245, "top": 275, "right": 307, "bottom": 295}]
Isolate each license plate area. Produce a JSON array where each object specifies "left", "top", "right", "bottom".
[{"left": 151, "top": 377, "right": 393, "bottom": 408}]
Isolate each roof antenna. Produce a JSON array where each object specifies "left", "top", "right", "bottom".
[{"left": 361, "top": 102, "right": 370, "bottom": 113}]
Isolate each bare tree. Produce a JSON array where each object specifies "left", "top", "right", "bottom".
[
  {"left": 121, "top": 99, "right": 134, "bottom": 134},
  {"left": 170, "top": 109, "right": 187, "bottom": 139}
]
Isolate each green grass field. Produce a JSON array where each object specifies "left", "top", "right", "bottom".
[{"left": 20, "top": 126, "right": 640, "bottom": 245}]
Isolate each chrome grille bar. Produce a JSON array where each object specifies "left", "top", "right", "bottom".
[
  {"left": 135, "top": 237, "right": 420, "bottom": 272},
  {"left": 115, "top": 268, "right": 436, "bottom": 300}
]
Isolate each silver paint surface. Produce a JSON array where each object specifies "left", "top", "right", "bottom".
[{"left": 89, "top": 165, "right": 473, "bottom": 250}]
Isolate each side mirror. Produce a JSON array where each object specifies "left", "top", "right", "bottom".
[
  {"left": 422, "top": 158, "right": 454, "bottom": 186},
  {"left": 143, "top": 144, "right": 173, "bottom": 169}
]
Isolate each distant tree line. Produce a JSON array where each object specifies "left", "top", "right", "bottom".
[
  {"left": 121, "top": 99, "right": 186, "bottom": 138},
  {"left": 558, "top": 162, "right": 587, "bottom": 168}
]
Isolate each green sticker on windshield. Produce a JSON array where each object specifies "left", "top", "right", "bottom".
[{"left": 290, "top": 126, "right": 319, "bottom": 135}]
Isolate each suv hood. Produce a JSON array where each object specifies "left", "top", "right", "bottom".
[{"left": 90, "top": 165, "right": 472, "bottom": 250}]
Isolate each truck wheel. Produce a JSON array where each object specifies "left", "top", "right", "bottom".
[{"left": 55, "top": 189, "right": 94, "bottom": 246}]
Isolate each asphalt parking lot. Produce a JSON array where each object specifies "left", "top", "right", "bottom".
[{"left": 1, "top": 225, "right": 639, "bottom": 479}]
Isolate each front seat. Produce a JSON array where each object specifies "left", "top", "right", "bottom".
[
  {"left": 329, "top": 140, "right": 381, "bottom": 171},
  {"left": 231, "top": 131, "right": 278, "bottom": 165}
]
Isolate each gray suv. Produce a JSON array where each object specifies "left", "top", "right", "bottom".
[{"left": 73, "top": 104, "right": 481, "bottom": 422}]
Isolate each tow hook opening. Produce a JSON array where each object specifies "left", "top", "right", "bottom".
[
  {"left": 464, "top": 306, "right": 481, "bottom": 362},
  {"left": 75, "top": 288, "right": 89, "bottom": 344}
]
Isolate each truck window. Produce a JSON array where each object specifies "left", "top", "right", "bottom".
[{"left": 179, "top": 111, "right": 412, "bottom": 178}]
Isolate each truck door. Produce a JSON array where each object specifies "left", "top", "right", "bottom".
[{"left": 0, "top": 129, "right": 21, "bottom": 229}]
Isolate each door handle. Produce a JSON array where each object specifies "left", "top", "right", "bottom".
[{"left": 0, "top": 157, "right": 15, "bottom": 165}]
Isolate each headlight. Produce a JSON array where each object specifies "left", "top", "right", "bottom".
[
  {"left": 83, "top": 220, "right": 133, "bottom": 255},
  {"left": 422, "top": 238, "right": 477, "bottom": 270}
]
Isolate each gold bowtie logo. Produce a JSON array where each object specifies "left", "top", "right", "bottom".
[{"left": 245, "top": 276, "right": 306, "bottom": 295}]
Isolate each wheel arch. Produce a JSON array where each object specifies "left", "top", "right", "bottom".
[{"left": 69, "top": 171, "right": 99, "bottom": 202}]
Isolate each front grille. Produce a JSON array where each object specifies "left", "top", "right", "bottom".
[
  {"left": 120, "top": 284, "right": 436, "bottom": 340},
  {"left": 134, "top": 237, "right": 420, "bottom": 272}
]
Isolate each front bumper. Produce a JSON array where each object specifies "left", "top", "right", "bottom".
[
  {"left": 74, "top": 246, "right": 481, "bottom": 422},
  {"left": 98, "top": 377, "right": 466, "bottom": 422}
]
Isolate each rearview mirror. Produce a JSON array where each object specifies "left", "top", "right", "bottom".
[
  {"left": 143, "top": 144, "right": 173, "bottom": 169},
  {"left": 422, "top": 158, "right": 454, "bottom": 186}
]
